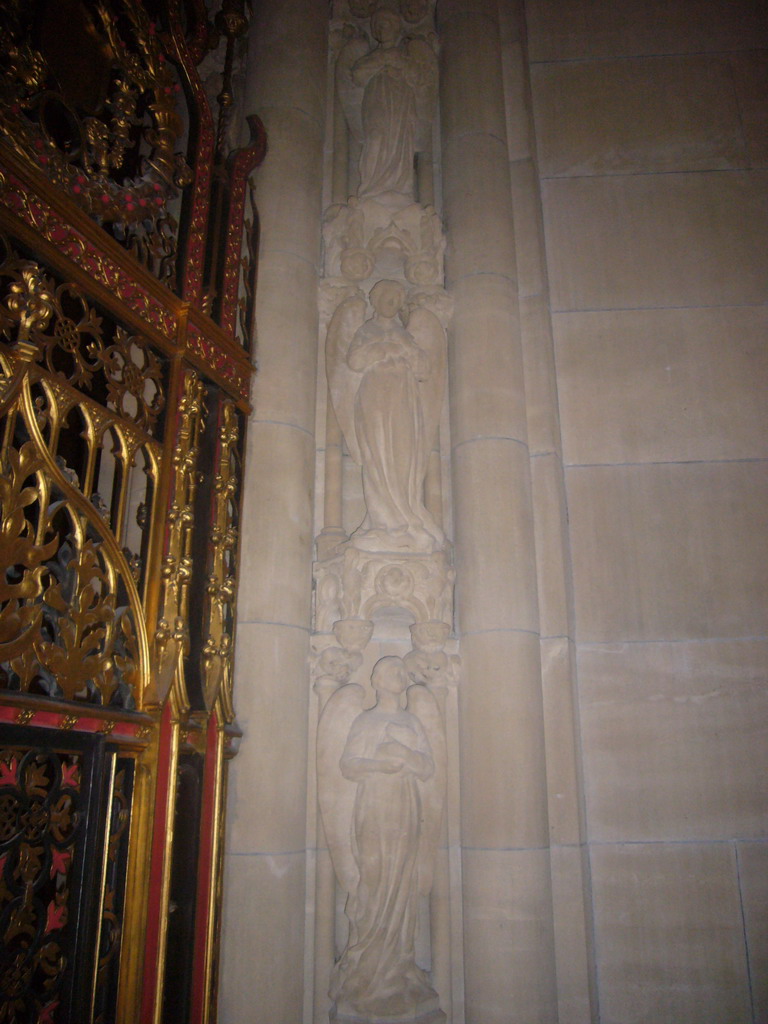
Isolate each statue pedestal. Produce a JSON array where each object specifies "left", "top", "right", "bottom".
[
  {"left": 331, "top": 1003, "right": 447, "bottom": 1024},
  {"left": 313, "top": 543, "right": 455, "bottom": 634},
  {"left": 322, "top": 199, "right": 446, "bottom": 293}
]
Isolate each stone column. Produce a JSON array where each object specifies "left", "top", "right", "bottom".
[
  {"left": 218, "top": 2, "right": 327, "bottom": 1022},
  {"left": 438, "top": 1, "right": 557, "bottom": 1021},
  {"left": 499, "top": 4, "right": 598, "bottom": 1021}
]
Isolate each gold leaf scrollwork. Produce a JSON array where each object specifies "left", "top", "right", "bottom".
[
  {"left": 0, "top": 439, "right": 141, "bottom": 709},
  {"left": 0, "top": 241, "right": 167, "bottom": 436},
  {"left": 5, "top": 263, "right": 55, "bottom": 348},
  {"left": 201, "top": 400, "right": 239, "bottom": 720},
  {"left": 0, "top": 0, "right": 193, "bottom": 284},
  {"left": 0, "top": 258, "right": 55, "bottom": 414},
  {"left": 99, "top": 327, "right": 165, "bottom": 432},
  {"left": 36, "top": 284, "right": 103, "bottom": 390},
  {"left": 37, "top": 538, "right": 136, "bottom": 704},
  {"left": 153, "top": 371, "right": 206, "bottom": 706},
  {"left": 0, "top": 443, "right": 58, "bottom": 663}
]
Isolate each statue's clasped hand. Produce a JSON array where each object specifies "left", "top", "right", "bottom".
[{"left": 375, "top": 722, "right": 420, "bottom": 773}]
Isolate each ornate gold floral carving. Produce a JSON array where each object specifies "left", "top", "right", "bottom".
[
  {"left": 0, "top": 169, "right": 178, "bottom": 335},
  {"left": 0, "top": 239, "right": 153, "bottom": 710},
  {"left": 0, "top": 0, "right": 193, "bottom": 284},
  {"left": 0, "top": 240, "right": 167, "bottom": 435},
  {"left": 100, "top": 327, "right": 165, "bottom": 433},
  {"left": 0, "top": 441, "right": 141, "bottom": 707},
  {"left": 0, "top": 442, "right": 59, "bottom": 663},
  {"left": 0, "top": 259, "right": 54, "bottom": 412},
  {"left": 153, "top": 370, "right": 206, "bottom": 705},
  {"left": 3, "top": 263, "right": 55, "bottom": 349},
  {"left": 0, "top": 746, "right": 83, "bottom": 1019},
  {"left": 201, "top": 399, "right": 239, "bottom": 719}
]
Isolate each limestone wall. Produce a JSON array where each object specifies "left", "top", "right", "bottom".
[
  {"left": 218, "top": 2, "right": 327, "bottom": 1021},
  {"left": 527, "top": 0, "right": 768, "bottom": 1020},
  {"left": 218, "top": 1, "right": 767, "bottom": 1022}
]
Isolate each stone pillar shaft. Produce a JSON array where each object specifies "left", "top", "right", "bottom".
[
  {"left": 438, "top": 0, "right": 557, "bottom": 1019},
  {"left": 500, "top": 4, "right": 597, "bottom": 1018},
  {"left": 219, "top": 3, "right": 326, "bottom": 1022}
]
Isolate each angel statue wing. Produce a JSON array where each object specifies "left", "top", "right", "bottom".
[
  {"left": 406, "top": 682, "right": 446, "bottom": 897},
  {"left": 317, "top": 681, "right": 366, "bottom": 896},
  {"left": 408, "top": 305, "right": 446, "bottom": 462},
  {"left": 326, "top": 294, "right": 367, "bottom": 466}
]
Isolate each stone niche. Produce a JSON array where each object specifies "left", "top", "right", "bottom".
[{"left": 310, "top": 2, "right": 462, "bottom": 1022}]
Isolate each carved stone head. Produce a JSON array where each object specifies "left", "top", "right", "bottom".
[
  {"left": 317, "top": 645, "right": 362, "bottom": 683},
  {"left": 411, "top": 619, "right": 450, "bottom": 652},
  {"left": 333, "top": 617, "right": 374, "bottom": 652},
  {"left": 371, "top": 655, "right": 409, "bottom": 694},
  {"left": 369, "top": 278, "right": 405, "bottom": 318},
  {"left": 370, "top": 6, "right": 402, "bottom": 45}
]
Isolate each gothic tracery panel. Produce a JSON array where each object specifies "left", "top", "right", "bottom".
[{"left": 0, "top": 0, "right": 263, "bottom": 1017}]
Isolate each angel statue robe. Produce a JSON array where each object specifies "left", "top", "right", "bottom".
[
  {"left": 329, "top": 706, "right": 440, "bottom": 1019},
  {"left": 348, "top": 315, "right": 442, "bottom": 552},
  {"left": 326, "top": 292, "right": 447, "bottom": 556},
  {"left": 357, "top": 56, "right": 417, "bottom": 200}
]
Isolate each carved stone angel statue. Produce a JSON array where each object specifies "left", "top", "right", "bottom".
[
  {"left": 318, "top": 656, "right": 446, "bottom": 1022},
  {"left": 326, "top": 280, "right": 446, "bottom": 554},
  {"left": 336, "top": 5, "right": 438, "bottom": 204}
]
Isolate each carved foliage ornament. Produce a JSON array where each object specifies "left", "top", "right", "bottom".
[
  {"left": 0, "top": 746, "right": 84, "bottom": 1021},
  {"left": 0, "top": 240, "right": 152, "bottom": 711},
  {"left": 0, "top": 440, "right": 141, "bottom": 708},
  {"left": 0, "top": 743, "right": 134, "bottom": 1022},
  {"left": 201, "top": 399, "right": 240, "bottom": 720},
  {"left": 0, "top": 0, "right": 193, "bottom": 284},
  {"left": 0, "top": 168, "right": 178, "bottom": 336},
  {"left": 153, "top": 370, "right": 206, "bottom": 707},
  {"left": 0, "top": 235, "right": 166, "bottom": 431},
  {"left": 0, "top": 246, "right": 166, "bottom": 435},
  {"left": 323, "top": 200, "right": 445, "bottom": 288}
]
